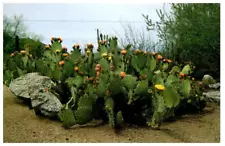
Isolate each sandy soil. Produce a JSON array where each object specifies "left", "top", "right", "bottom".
[{"left": 3, "top": 85, "right": 220, "bottom": 143}]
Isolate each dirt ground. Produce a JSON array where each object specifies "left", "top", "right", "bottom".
[{"left": 3, "top": 85, "right": 220, "bottom": 143}]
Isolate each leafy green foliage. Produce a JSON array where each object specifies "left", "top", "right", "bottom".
[{"left": 143, "top": 3, "right": 220, "bottom": 80}]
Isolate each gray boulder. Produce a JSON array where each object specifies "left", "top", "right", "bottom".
[
  {"left": 30, "top": 87, "right": 62, "bottom": 118},
  {"left": 203, "top": 91, "right": 220, "bottom": 104},
  {"left": 202, "top": 74, "right": 216, "bottom": 85},
  {"left": 9, "top": 72, "right": 55, "bottom": 99},
  {"left": 208, "top": 83, "right": 220, "bottom": 89},
  {"left": 9, "top": 72, "right": 62, "bottom": 118}
]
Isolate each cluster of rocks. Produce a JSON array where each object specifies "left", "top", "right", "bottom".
[
  {"left": 202, "top": 75, "right": 220, "bottom": 104},
  {"left": 9, "top": 72, "right": 62, "bottom": 118}
]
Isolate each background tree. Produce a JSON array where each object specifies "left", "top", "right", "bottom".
[
  {"left": 3, "top": 14, "right": 43, "bottom": 54},
  {"left": 116, "top": 23, "right": 156, "bottom": 51},
  {"left": 143, "top": 3, "right": 220, "bottom": 80}
]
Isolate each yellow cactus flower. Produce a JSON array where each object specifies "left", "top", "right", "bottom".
[
  {"left": 45, "top": 45, "right": 50, "bottom": 49},
  {"left": 10, "top": 53, "right": 15, "bottom": 57},
  {"left": 154, "top": 84, "right": 165, "bottom": 91},
  {"left": 108, "top": 56, "right": 112, "bottom": 61},
  {"left": 192, "top": 77, "right": 195, "bottom": 81},
  {"left": 98, "top": 40, "right": 103, "bottom": 44},
  {"left": 63, "top": 53, "right": 68, "bottom": 57},
  {"left": 86, "top": 50, "right": 91, "bottom": 54},
  {"left": 56, "top": 49, "right": 60, "bottom": 53},
  {"left": 20, "top": 50, "right": 26, "bottom": 54},
  {"left": 101, "top": 53, "right": 108, "bottom": 57}
]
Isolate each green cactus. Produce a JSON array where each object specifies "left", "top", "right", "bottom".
[
  {"left": 74, "top": 94, "right": 94, "bottom": 125},
  {"left": 58, "top": 106, "right": 76, "bottom": 129},
  {"left": 4, "top": 34, "right": 206, "bottom": 131},
  {"left": 179, "top": 80, "right": 191, "bottom": 98},
  {"left": 105, "top": 97, "right": 115, "bottom": 128},
  {"left": 163, "top": 87, "right": 180, "bottom": 108},
  {"left": 116, "top": 111, "right": 124, "bottom": 128}
]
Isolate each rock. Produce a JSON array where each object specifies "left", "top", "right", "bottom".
[
  {"left": 202, "top": 75, "right": 216, "bottom": 85},
  {"left": 30, "top": 87, "right": 62, "bottom": 118},
  {"left": 203, "top": 91, "right": 220, "bottom": 103},
  {"left": 208, "top": 83, "right": 220, "bottom": 89},
  {"left": 9, "top": 72, "right": 55, "bottom": 99},
  {"left": 8, "top": 72, "right": 62, "bottom": 118}
]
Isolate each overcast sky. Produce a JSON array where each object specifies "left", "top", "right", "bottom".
[{"left": 3, "top": 3, "right": 171, "bottom": 51}]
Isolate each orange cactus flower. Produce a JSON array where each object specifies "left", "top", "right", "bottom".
[
  {"left": 179, "top": 72, "right": 185, "bottom": 78},
  {"left": 152, "top": 52, "right": 157, "bottom": 56},
  {"left": 75, "top": 44, "right": 80, "bottom": 48},
  {"left": 157, "top": 55, "right": 163, "bottom": 60},
  {"left": 120, "top": 72, "right": 126, "bottom": 78},
  {"left": 62, "top": 47, "right": 67, "bottom": 50},
  {"left": 167, "top": 59, "right": 173, "bottom": 63},
  {"left": 58, "top": 60, "right": 64, "bottom": 66},
  {"left": 121, "top": 49, "right": 127, "bottom": 55}
]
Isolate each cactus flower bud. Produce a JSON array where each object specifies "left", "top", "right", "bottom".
[
  {"left": 45, "top": 45, "right": 50, "bottom": 49},
  {"left": 56, "top": 49, "right": 60, "bottom": 53},
  {"left": 58, "top": 60, "right": 64, "bottom": 66},
  {"left": 63, "top": 53, "right": 68, "bottom": 57},
  {"left": 101, "top": 53, "right": 108, "bottom": 57},
  {"left": 20, "top": 50, "right": 26, "bottom": 54}
]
